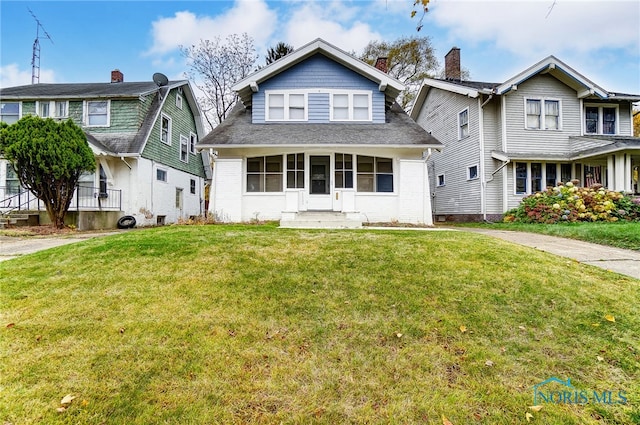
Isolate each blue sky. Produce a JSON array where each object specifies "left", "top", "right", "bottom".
[{"left": 1, "top": 0, "right": 639, "bottom": 98}]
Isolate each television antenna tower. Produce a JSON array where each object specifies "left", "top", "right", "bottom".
[{"left": 29, "top": 8, "right": 53, "bottom": 84}]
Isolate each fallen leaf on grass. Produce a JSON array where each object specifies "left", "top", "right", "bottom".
[
  {"left": 485, "top": 360, "right": 494, "bottom": 367},
  {"left": 81, "top": 399, "right": 89, "bottom": 407},
  {"left": 528, "top": 405, "right": 543, "bottom": 412},
  {"left": 56, "top": 407, "right": 67, "bottom": 413},
  {"left": 526, "top": 412, "right": 534, "bottom": 422},
  {"left": 591, "top": 323, "right": 600, "bottom": 327},
  {"left": 518, "top": 326, "right": 526, "bottom": 331},
  {"left": 60, "top": 394, "right": 76, "bottom": 406},
  {"left": 396, "top": 333, "right": 403, "bottom": 338},
  {"left": 459, "top": 325, "right": 467, "bottom": 333},
  {"left": 604, "top": 315, "right": 615, "bottom": 322},
  {"left": 597, "top": 356, "right": 604, "bottom": 362},
  {"left": 442, "top": 414, "right": 453, "bottom": 425},
  {"left": 6, "top": 323, "right": 15, "bottom": 328}
]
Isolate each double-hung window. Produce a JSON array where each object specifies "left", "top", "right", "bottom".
[
  {"left": 356, "top": 155, "right": 393, "bottom": 192},
  {"left": 247, "top": 155, "right": 283, "bottom": 192},
  {"left": 180, "top": 135, "right": 189, "bottom": 163},
  {"left": 458, "top": 108, "right": 469, "bottom": 139},
  {"left": 331, "top": 92, "right": 371, "bottom": 121},
  {"left": 161, "top": 114, "right": 172, "bottom": 145},
  {"left": 86, "top": 100, "right": 109, "bottom": 126},
  {"left": 37, "top": 101, "right": 69, "bottom": 119},
  {"left": 526, "top": 98, "right": 560, "bottom": 130},
  {"left": 266, "top": 92, "right": 307, "bottom": 121},
  {"left": 189, "top": 132, "right": 197, "bottom": 154},
  {"left": 0, "top": 102, "right": 20, "bottom": 124},
  {"left": 585, "top": 105, "right": 617, "bottom": 135}
]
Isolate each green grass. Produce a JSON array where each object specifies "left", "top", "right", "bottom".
[
  {"left": 1, "top": 224, "right": 639, "bottom": 424},
  {"left": 449, "top": 221, "right": 640, "bottom": 251}
]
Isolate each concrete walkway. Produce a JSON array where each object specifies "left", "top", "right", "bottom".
[
  {"left": 452, "top": 227, "right": 640, "bottom": 280},
  {"left": 0, "top": 231, "right": 121, "bottom": 263}
]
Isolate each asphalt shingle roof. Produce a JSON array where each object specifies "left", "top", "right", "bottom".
[
  {"left": 0, "top": 81, "right": 183, "bottom": 99},
  {"left": 198, "top": 102, "right": 443, "bottom": 149}
]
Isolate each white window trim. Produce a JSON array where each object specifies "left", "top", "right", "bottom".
[
  {"left": 437, "top": 173, "right": 445, "bottom": 187},
  {"left": 265, "top": 91, "right": 308, "bottom": 122},
  {"left": 179, "top": 134, "right": 189, "bottom": 163},
  {"left": 189, "top": 132, "right": 197, "bottom": 154},
  {"left": 156, "top": 167, "right": 168, "bottom": 183},
  {"left": 35, "top": 100, "right": 70, "bottom": 119},
  {"left": 160, "top": 113, "right": 172, "bottom": 145},
  {"left": 84, "top": 100, "right": 111, "bottom": 127},
  {"left": 467, "top": 164, "right": 479, "bottom": 181},
  {"left": 330, "top": 90, "right": 372, "bottom": 122},
  {"left": 524, "top": 97, "right": 562, "bottom": 131},
  {"left": 458, "top": 107, "right": 469, "bottom": 140},
  {"left": 176, "top": 93, "right": 183, "bottom": 110},
  {"left": 583, "top": 103, "right": 619, "bottom": 135}
]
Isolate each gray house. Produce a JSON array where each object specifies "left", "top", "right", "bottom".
[
  {"left": 411, "top": 49, "right": 640, "bottom": 222},
  {"left": 0, "top": 70, "right": 208, "bottom": 228},
  {"left": 198, "top": 38, "right": 442, "bottom": 227}
]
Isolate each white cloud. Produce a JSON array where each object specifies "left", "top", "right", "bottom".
[
  {"left": 431, "top": 0, "right": 639, "bottom": 57},
  {"left": 283, "top": 1, "right": 382, "bottom": 53},
  {"left": 0, "top": 64, "right": 56, "bottom": 88},
  {"left": 147, "top": 0, "right": 278, "bottom": 56}
]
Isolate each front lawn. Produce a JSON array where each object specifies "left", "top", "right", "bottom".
[
  {"left": 451, "top": 221, "right": 640, "bottom": 251},
  {"left": 1, "top": 224, "right": 638, "bottom": 424}
]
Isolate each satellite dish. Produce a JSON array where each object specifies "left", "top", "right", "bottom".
[{"left": 152, "top": 72, "right": 169, "bottom": 87}]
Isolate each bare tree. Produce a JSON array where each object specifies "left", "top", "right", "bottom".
[
  {"left": 361, "top": 36, "right": 439, "bottom": 111},
  {"left": 181, "top": 33, "right": 259, "bottom": 129}
]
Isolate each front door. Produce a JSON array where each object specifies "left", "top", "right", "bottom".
[{"left": 308, "top": 155, "right": 332, "bottom": 210}]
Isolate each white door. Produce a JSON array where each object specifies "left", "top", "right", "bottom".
[{"left": 307, "top": 155, "right": 332, "bottom": 210}]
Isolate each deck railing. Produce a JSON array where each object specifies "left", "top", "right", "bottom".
[{"left": 0, "top": 186, "right": 122, "bottom": 214}]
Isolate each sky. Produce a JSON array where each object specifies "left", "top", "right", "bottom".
[{"left": 1, "top": 0, "right": 639, "bottom": 99}]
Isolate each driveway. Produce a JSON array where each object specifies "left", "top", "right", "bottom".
[{"left": 0, "top": 231, "right": 120, "bottom": 262}]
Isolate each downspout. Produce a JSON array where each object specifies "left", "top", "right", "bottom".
[
  {"left": 209, "top": 149, "right": 218, "bottom": 219},
  {"left": 479, "top": 93, "right": 493, "bottom": 222},
  {"left": 422, "top": 148, "right": 434, "bottom": 226}
]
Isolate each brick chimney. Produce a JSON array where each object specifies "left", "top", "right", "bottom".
[
  {"left": 444, "top": 47, "right": 461, "bottom": 80},
  {"left": 374, "top": 57, "right": 388, "bottom": 73},
  {"left": 111, "top": 69, "right": 124, "bottom": 83}
]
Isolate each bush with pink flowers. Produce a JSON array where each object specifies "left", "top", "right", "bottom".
[{"left": 503, "top": 181, "right": 640, "bottom": 224}]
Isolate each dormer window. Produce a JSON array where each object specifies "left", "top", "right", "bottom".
[
  {"left": 85, "top": 100, "right": 109, "bottom": 126},
  {"left": 331, "top": 91, "right": 371, "bottom": 121},
  {"left": 265, "top": 91, "right": 307, "bottom": 121}
]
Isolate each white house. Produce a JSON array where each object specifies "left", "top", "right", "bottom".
[{"left": 197, "top": 39, "right": 443, "bottom": 227}]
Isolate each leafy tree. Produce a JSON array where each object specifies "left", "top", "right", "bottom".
[
  {"left": 634, "top": 110, "right": 640, "bottom": 137},
  {"left": 360, "top": 36, "right": 439, "bottom": 110},
  {"left": 181, "top": 33, "right": 259, "bottom": 129},
  {"left": 411, "top": 0, "right": 431, "bottom": 31},
  {"left": 0, "top": 115, "right": 95, "bottom": 228},
  {"left": 266, "top": 42, "right": 294, "bottom": 65}
]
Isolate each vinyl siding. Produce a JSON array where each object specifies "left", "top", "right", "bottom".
[
  {"left": 415, "top": 88, "right": 482, "bottom": 215},
  {"left": 252, "top": 54, "right": 385, "bottom": 124},
  {"left": 482, "top": 98, "right": 505, "bottom": 214},
  {"left": 504, "top": 74, "right": 581, "bottom": 154}
]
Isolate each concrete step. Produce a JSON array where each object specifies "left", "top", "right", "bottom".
[{"left": 280, "top": 211, "right": 362, "bottom": 229}]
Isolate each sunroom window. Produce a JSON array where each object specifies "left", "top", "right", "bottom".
[
  {"left": 247, "top": 155, "right": 283, "bottom": 192},
  {"left": 356, "top": 155, "right": 393, "bottom": 192}
]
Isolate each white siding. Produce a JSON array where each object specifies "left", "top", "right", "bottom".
[{"left": 210, "top": 159, "right": 243, "bottom": 222}]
